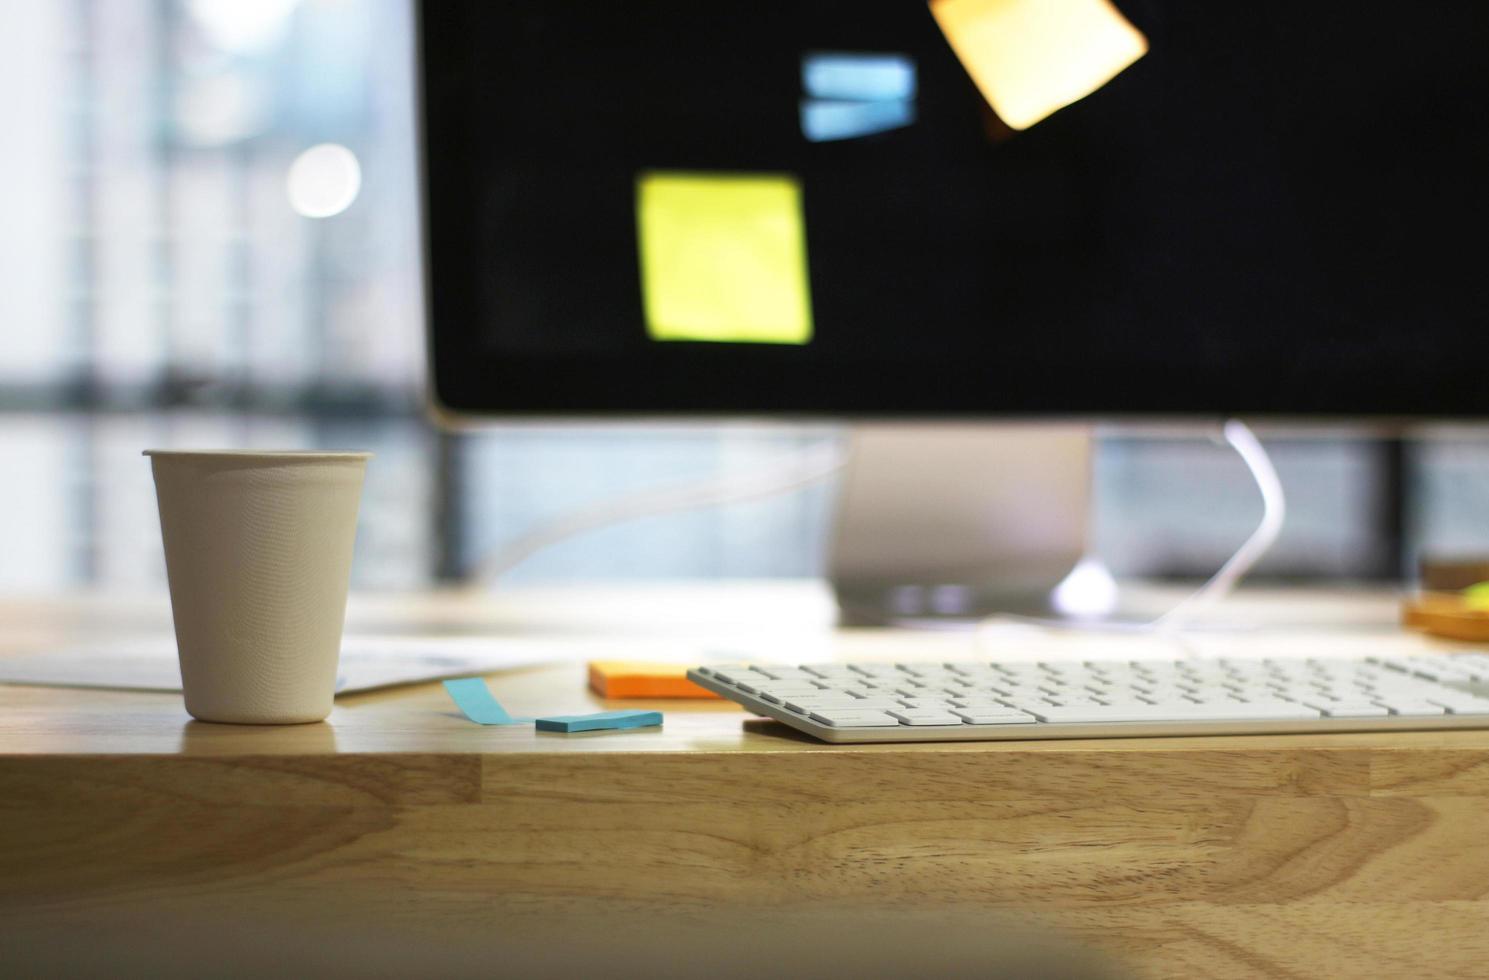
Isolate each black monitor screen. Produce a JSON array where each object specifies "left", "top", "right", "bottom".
[{"left": 420, "top": 1, "right": 1489, "bottom": 417}]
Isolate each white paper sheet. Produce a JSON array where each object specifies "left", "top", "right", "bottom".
[{"left": 0, "top": 635, "right": 576, "bottom": 695}]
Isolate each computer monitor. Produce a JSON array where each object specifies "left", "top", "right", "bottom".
[{"left": 417, "top": 1, "right": 1489, "bottom": 615}]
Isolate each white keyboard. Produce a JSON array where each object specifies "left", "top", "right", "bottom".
[{"left": 686, "top": 653, "right": 1489, "bottom": 743}]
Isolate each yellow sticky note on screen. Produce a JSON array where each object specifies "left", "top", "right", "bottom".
[{"left": 636, "top": 171, "right": 813, "bottom": 345}]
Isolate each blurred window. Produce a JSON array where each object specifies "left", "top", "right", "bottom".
[{"left": 0, "top": 1, "right": 1480, "bottom": 596}]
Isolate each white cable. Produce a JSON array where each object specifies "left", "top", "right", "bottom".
[
  {"left": 982, "top": 419, "right": 1286, "bottom": 638},
  {"left": 464, "top": 440, "right": 848, "bottom": 588},
  {"left": 1149, "top": 419, "right": 1286, "bottom": 631}
]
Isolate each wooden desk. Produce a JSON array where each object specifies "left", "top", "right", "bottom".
[{"left": 4, "top": 589, "right": 1488, "bottom": 978}]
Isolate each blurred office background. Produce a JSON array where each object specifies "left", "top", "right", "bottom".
[{"left": 3, "top": 0, "right": 1488, "bottom": 597}]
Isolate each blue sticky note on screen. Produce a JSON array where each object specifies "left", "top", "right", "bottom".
[
  {"left": 443, "top": 678, "right": 530, "bottom": 725},
  {"left": 535, "top": 710, "right": 663, "bottom": 733}
]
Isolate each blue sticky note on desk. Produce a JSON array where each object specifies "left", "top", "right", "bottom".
[
  {"left": 535, "top": 710, "right": 663, "bottom": 733},
  {"left": 443, "top": 678, "right": 531, "bottom": 726}
]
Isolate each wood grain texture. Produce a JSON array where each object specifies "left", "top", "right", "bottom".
[{"left": 5, "top": 590, "right": 1489, "bottom": 978}]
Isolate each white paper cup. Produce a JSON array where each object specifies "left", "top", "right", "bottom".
[{"left": 145, "top": 450, "right": 371, "bottom": 724}]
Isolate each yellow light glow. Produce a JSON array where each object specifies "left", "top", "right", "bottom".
[
  {"left": 635, "top": 171, "right": 813, "bottom": 345},
  {"left": 930, "top": 0, "right": 1147, "bottom": 130}
]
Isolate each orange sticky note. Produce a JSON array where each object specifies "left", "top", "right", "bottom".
[
  {"left": 588, "top": 661, "right": 723, "bottom": 699},
  {"left": 930, "top": 0, "right": 1147, "bottom": 130}
]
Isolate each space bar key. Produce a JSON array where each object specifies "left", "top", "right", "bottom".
[{"left": 1030, "top": 702, "right": 1322, "bottom": 723}]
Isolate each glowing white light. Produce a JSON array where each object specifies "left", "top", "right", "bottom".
[
  {"left": 188, "top": 0, "right": 299, "bottom": 53},
  {"left": 1051, "top": 556, "right": 1119, "bottom": 619},
  {"left": 286, "top": 144, "right": 362, "bottom": 218}
]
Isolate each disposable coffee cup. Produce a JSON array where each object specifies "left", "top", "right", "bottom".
[{"left": 145, "top": 450, "right": 371, "bottom": 724}]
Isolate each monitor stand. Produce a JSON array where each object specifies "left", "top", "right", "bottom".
[{"left": 829, "top": 423, "right": 1092, "bottom": 625}]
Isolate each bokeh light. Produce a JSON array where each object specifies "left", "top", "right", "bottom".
[{"left": 286, "top": 143, "right": 362, "bottom": 218}]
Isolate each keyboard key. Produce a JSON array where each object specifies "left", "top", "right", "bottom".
[
  {"left": 945, "top": 663, "right": 1000, "bottom": 676},
  {"left": 1450, "top": 654, "right": 1489, "bottom": 679},
  {"left": 699, "top": 665, "right": 751, "bottom": 682},
  {"left": 1096, "top": 695, "right": 1160, "bottom": 706},
  {"left": 1046, "top": 695, "right": 1105, "bottom": 707},
  {"left": 1428, "top": 696, "right": 1489, "bottom": 715},
  {"left": 1376, "top": 657, "right": 1478, "bottom": 684},
  {"left": 783, "top": 697, "right": 869, "bottom": 712},
  {"left": 758, "top": 686, "right": 833, "bottom": 701},
  {"left": 899, "top": 664, "right": 955, "bottom": 677},
  {"left": 1374, "top": 699, "right": 1448, "bottom": 716},
  {"left": 1303, "top": 700, "right": 1391, "bottom": 718},
  {"left": 1000, "top": 697, "right": 1059, "bottom": 712},
  {"left": 951, "top": 709, "right": 1036, "bottom": 725},
  {"left": 808, "top": 710, "right": 902, "bottom": 727},
  {"left": 1133, "top": 684, "right": 1187, "bottom": 698},
  {"left": 799, "top": 696, "right": 902, "bottom": 708},
  {"left": 886, "top": 710, "right": 964, "bottom": 726}
]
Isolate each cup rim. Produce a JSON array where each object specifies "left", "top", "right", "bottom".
[{"left": 142, "top": 449, "right": 373, "bottom": 459}]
